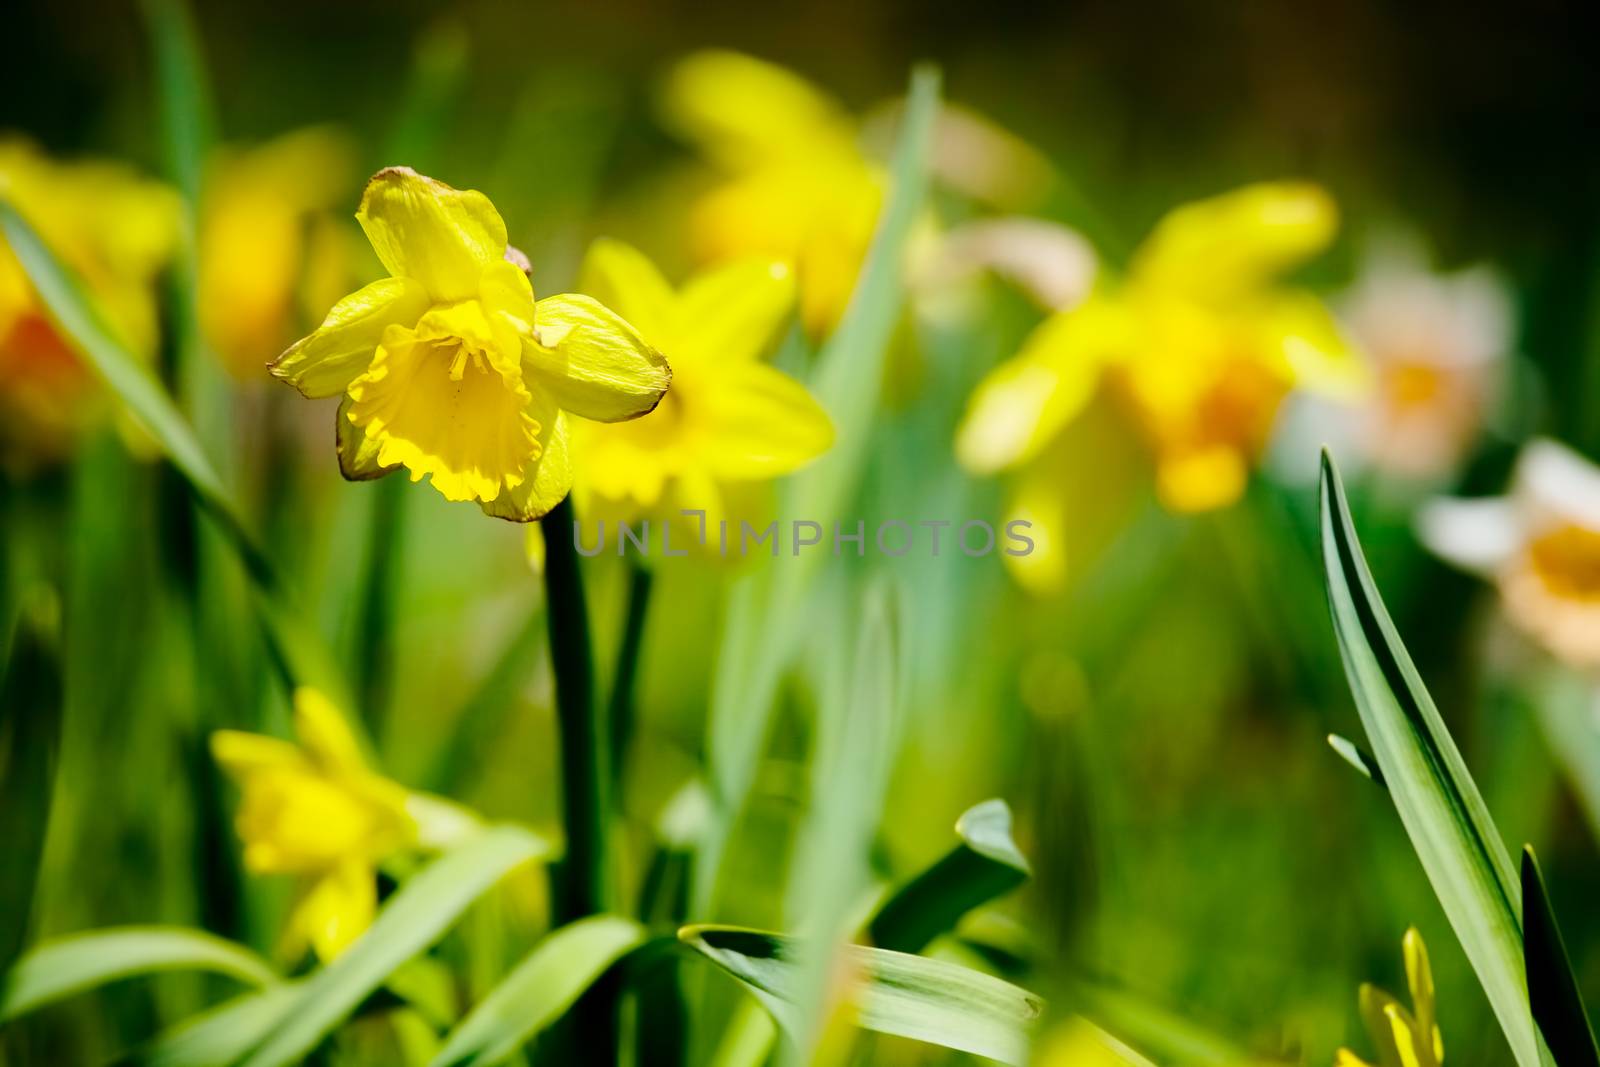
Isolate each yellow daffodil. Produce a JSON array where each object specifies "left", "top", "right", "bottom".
[
  {"left": 211, "top": 688, "right": 415, "bottom": 961},
  {"left": 570, "top": 238, "right": 833, "bottom": 531},
  {"left": 662, "top": 50, "right": 884, "bottom": 336},
  {"left": 270, "top": 167, "right": 671, "bottom": 520},
  {"left": 1336, "top": 928, "right": 1443, "bottom": 1067},
  {"left": 199, "top": 127, "right": 359, "bottom": 377},
  {"left": 0, "top": 139, "right": 179, "bottom": 462},
  {"left": 1420, "top": 438, "right": 1600, "bottom": 666},
  {"left": 956, "top": 182, "right": 1361, "bottom": 591}
]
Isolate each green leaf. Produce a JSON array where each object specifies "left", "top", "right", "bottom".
[
  {"left": 123, "top": 983, "right": 304, "bottom": 1067},
  {"left": 679, "top": 925, "right": 1042, "bottom": 1065},
  {"left": 0, "top": 927, "right": 276, "bottom": 1022},
  {"left": 0, "top": 589, "right": 64, "bottom": 971},
  {"left": 695, "top": 65, "right": 942, "bottom": 917},
  {"left": 1327, "top": 733, "right": 1386, "bottom": 787},
  {"left": 429, "top": 916, "right": 647, "bottom": 1066},
  {"left": 238, "top": 825, "right": 551, "bottom": 1067},
  {"left": 0, "top": 196, "right": 348, "bottom": 705},
  {"left": 1318, "top": 453, "right": 1537, "bottom": 1067},
  {"left": 867, "top": 798, "right": 1030, "bottom": 954},
  {"left": 142, "top": 0, "right": 214, "bottom": 207},
  {"left": 1522, "top": 846, "right": 1600, "bottom": 1067}
]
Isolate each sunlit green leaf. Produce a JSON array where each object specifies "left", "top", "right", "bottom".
[
  {"left": 1318, "top": 453, "right": 1537, "bottom": 1067},
  {"left": 1522, "top": 846, "right": 1600, "bottom": 1067},
  {"left": 430, "top": 916, "right": 647, "bottom": 1066},
  {"left": 238, "top": 825, "right": 552, "bottom": 1067},
  {"left": 0, "top": 927, "right": 276, "bottom": 1022},
  {"left": 680, "top": 924, "right": 1042, "bottom": 1065},
  {"left": 868, "top": 798, "right": 1030, "bottom": 953}
]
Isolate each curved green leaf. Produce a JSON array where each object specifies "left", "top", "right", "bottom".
[
  {"left": 430, "top": 916, "right": 647, "bottom": 1066},
  {"left": 867, "top": 798, "right": 1030, "bottom": 953},
  {"left": 123, "top": 983, "right": 303, "bottom": 1067},
  {"left": 238, "top": 825, "right": 551, "bottom": 1067},
  {"left": 1319, "top": 453, "right": 1536, "bottom": 1066},
  {"left": 1522, "top": 847, "right": 1600, "bottom": 1067},
  {"left": 0, "top": 927, "right": 276, "bottom": 1022},
  {"left": 680, "top": 924, "right": 1042, "bottom": 1065}
]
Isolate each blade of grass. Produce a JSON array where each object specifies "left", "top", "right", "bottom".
[
  {"left": 1327, "top": 733, "right": 1386, "bottom": 787},
  {"left": 694, "top": 62, "right": 941, "bottom": 919},
  {"left": 867, "top": 798, "right": 1030, "bottom": 954},
  {"left": 0, "top": 196, "right": 347, "bottom": 706},
  {"left": 1318, "top": 452, "right": 1538, "bottom": 1067},
  {"left": 428, "top": 916, "right": 647, "bottom": 1067},
  {"left": 0, "top": 588, "right": 63, "bottom": 973},
  {"left": 237, "top": 825, "right": 551, "bottom": 1067},
  {"left": 679, "top": 925, "right": 1042, "bottom": 1065},
  {"left": 0, "top": 927, "right": 276, "bottom": 1021},
  {"left": 1521, "top": 846, "right": 1600, "bottom": 1067}
]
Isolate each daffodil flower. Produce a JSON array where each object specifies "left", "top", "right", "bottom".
[
  {"left": 662, "top": 50, "right": 884, "bottom": 336},
  {"left": 199, "top": 127, "right": 359, "bottom": 377},
  {"left": 570, "top": 238, "right": 833, "bottom": 528},
  {"left": 211, "top": 688, "right": 415, "bottom": 961},
  {"left": 1337, "top": 928, "right": 1444, "bottom": 1067},
  {"left": 956, "top": 182, "right": 1361, "bottom": 592},
  {"left": 0, "top": 139, "right": 179, "bottom": 461},
  {"left": 1335, "top": 241, "right": 1509, "bottom": 480},
  {"left": 270, "top": 167, "right": 671, "bottom": 520},
  {"left": 1419, "top": 438, "right": 1600, "bottom": 666}
]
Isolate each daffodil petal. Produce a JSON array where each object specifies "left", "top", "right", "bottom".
[
  {"left": 210, "top": 729, "right": 304, "bottom": 778},
  {"left": 270, "top": 276, "right": 429, "bottom": 397},
  {"left": 955, "top": 304, "right": 1117, "bottom": 474},
  {"left": 1003, "top": 466, "right": 1069, "bottom": 596},
  {"left": 356, "top": 167, "right": 507, "bottom": 302},
  {"left": 1154, "top": 444, "right": 1248, "bottom": 512},
  {"left": 1135, "top": 181, "right": 1337, "bottom": 296},
  {"left": 577, "top": 237, "right": 676, "bottom": 345},
  {"left": 295, "top": 860, "right": 377, "bottom": 962},
  {"left": 1414, "top": 497, "right": 1520, "bottom": 575},
  {"left": 480, "top": 393, "right": 573, "bottom": 522},
  {"left": 525, "top": 294, "right": 671, "bottom": 422},
  {"left": 697, "top": 362, "right": 833, "bottom": 480},
  {"left": 662, "top": 50, "right": 853, "bottom": 170},
  {"left": 1402, "top": 929, "right": 1441, "bottom": 1065},
  {"left": 1266, "top": 291, "right": 1367, "bottom": 399},
  {"left": 292, "top": 687, "right": 367, "bottom": 776},
  {"left": 1358, "top": 984, "right": 1409, "bottom": 1067},
  {"left": 335, "top": 394, "right": 397, "bottom": 480},
  {"left": 675, "top": 259, "right": 796, "bottom": 367}
]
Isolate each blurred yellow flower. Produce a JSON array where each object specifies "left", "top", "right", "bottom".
[
  {"left": 270, "top": 167, "right": 671, "bottom": 520},
  {"left": 662, "top": 50, "right": 884, "bottom": 337},
  {"left": 572, "top": 238, "right": 833, "bottom": 529},
  {"left": 1336, "top": 928, "right": 1443, "bottom": 1067},
  {"left": 956, "top": 183, "right": 1360, "bottom": 591},
  {"left": 211, "top": 688, "right": 414, "bottom": 961},
  {"left": 199, "top": 127, "right": 359, "bottom": 378},
  {"left": 0, "top": 139, "right": 180, "bottom": 462},
  {"left": 1420, "top": 438, "right": 1600, "bottom": 666}
]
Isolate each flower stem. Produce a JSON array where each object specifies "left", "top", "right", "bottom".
[
  {"left": 608, "top": 564, "right": 654, "bottom": 786},
  {"left": 539, "top": 498, "right": 612, "bottom": 921}
]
